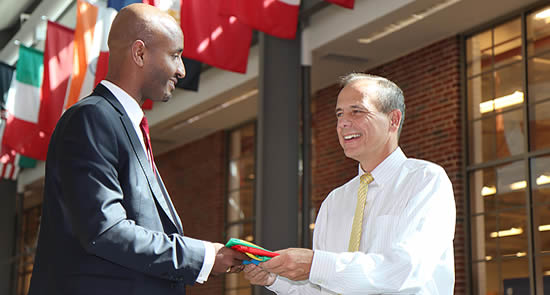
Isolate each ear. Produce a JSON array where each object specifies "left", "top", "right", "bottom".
[
  {"left": 131, "top": 40, "right": 146, "bottom": 67},
  {"left": 388, "top": 109, "right": 402, "bottom": 133}
]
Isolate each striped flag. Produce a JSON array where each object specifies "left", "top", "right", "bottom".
[
  {"left": 2, "top": 46, "right": 47, "bottom": 160},
  {"left": 65, "top": 0, "right": 117, "bottom": 109},
  {"left": 0, "top": 61, "right": 36, "bottom": 180}
]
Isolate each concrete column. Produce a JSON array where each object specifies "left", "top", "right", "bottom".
[{"left": 255, "top": 32, "right": 301, "bottom": 256}]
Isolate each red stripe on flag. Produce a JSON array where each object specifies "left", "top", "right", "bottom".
[{"left": 4, "top": 116, "right": 48, "bottom": 160}]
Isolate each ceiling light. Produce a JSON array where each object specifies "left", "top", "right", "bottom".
[
  {"left": 481, "top": 186, "right": 496, "bottom": 196},
  {"left": 510, "top": 180, "right": 527, "bottom": 190},
  {"left": 539, "top": 224, "right": 550, "bottom": 232},
  {"left": 535, "top": 8, "right": 550, "bottom": 20},
  {"left": 485, "top": 256, "right": 492, "bottom": 261},
  {"left": 479, "top": 91, "right": 524, "bottom": 114},
  {"left": 490, "top": 227, "right": 523, "bottom": 238},
  {"left": 537, "top": 174, "right": 550, "bottom": 186}
]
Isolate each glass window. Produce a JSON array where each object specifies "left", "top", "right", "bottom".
[
  {"left": 466, "top": 4, "right": 550, "bottom": 294},
  {"left": 527, "top": 6, "right": 550, "bottom": 57},
  {"left": 225, "top": 122, "right": 256, "bottom": 295}
]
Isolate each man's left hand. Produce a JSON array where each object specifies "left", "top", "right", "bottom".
[{"left": 259, "top": 248, "right": 313, "bottom": 281}]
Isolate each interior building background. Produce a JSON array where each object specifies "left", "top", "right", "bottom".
[{"left": 0, "top": 0, "right": 549, "bottom": 294}]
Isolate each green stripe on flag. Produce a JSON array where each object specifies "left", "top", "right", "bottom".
[
  {"left": 16, "top": 46, "right": 43, "bottom": 88},
  {"left": 18, "top": 155, "right": 36, "bottom": 168}
]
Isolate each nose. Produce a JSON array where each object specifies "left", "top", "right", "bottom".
[
  {"left": 337, "top": 114, "right": 351, "bottom": 129},
  {"left": 176, "top": 57, "right": 186, "bottom": 79}
]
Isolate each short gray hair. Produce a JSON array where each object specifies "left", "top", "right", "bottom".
[{"left": 339, "top": 73, "right": 406, "bottom": 137}]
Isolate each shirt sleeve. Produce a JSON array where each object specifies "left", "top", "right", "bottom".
[
  {"left": 308, "top": 166, "right": 456, "bottom": 294},
  {"left": 266, "top": 276, "right": 322, "bottom": 295},
  {"left": 195, "top": 241, "right": 215, "bottom": 283}
]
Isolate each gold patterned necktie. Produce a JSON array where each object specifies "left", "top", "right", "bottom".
[{"left": 348, "top": 173, "right": 374, "bottom": 252}]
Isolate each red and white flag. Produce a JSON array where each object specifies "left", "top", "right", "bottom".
[
  {"left": 181, "top": 0, "right": 252, "bottom": 73},
  {"left": 221, "top": 0, "right": 300, "bottom": 40}
]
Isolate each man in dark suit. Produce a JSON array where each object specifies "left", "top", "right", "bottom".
[{"left": 27, "top": 4, "right": 246, "bottom": 295}]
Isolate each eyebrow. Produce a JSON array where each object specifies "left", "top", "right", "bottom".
[{"left": 335, "top": 105, "right": 365, "bottom": 113}]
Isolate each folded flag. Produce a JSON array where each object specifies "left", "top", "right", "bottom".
[{"left": 225, "top": 238, "right": 279, "bottom": 265}]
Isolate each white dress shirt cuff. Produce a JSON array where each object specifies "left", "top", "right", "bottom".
[
  {"left": 309, "top": 250, "right": 337, "bottom": 287},
  {"left": 266, "top": 276, "right": 289, "bottom": 293},
  {"left": 196, "top": 241, "right": 215, "bottom": 283}
]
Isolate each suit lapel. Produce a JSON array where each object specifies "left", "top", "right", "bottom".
[{"left": 92, "top": 84, "right": 182, "bottom": 232}]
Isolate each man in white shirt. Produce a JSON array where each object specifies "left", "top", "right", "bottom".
[
  {"left": 28, "top": 4, "right": 245, "bottom": 295},
  {"left": 244, "top": 73, "right": 456, "bottom": 294}
]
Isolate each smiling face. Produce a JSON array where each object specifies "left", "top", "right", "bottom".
[
  {"left": 335, "top": 80, "right": 400, "bottom": 171},
  {"left": 142, "top": 18, "right": 185, "bottom": 102}
]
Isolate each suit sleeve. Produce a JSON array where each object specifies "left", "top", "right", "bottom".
[{"left": 55, "top": 103, "right": 205, "bottom": 284}]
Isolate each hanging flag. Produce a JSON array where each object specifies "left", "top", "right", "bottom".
[
  {"left": 41, "top": 21, "right": 75, "bottom": 139},
  {"left": 65, "top": 0, "right": 117, "bottom": 109},
  {"left": 0, "top": 63, "right": 36, "bottom": 180},
  {"left": 324, "top": 0, "right": 354, "bottom": 9},
  {"left": 220, "top": 0, "right": 300, "bottom": 40},
  {"left": 181, "top": 0, "right": 252, "bottom": 74},
  {"left": 2, "top": 46, "right": 45, "bottom": 160}
]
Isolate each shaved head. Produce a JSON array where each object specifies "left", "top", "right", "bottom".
[
  {"left": 108, "top": 4, "right": 177, "bottom": 54},
  {"left": 105, "top": 3, "right": 185, "bottom": 105}
]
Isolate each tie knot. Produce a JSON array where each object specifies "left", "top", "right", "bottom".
[
  {"left": 140, "top": 116, "right": 150, "bottom": 136},
  {"left": 360, "top": 173, "right": 374, "bottom": 185}
]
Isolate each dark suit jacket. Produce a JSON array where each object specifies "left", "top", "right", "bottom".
[{"left": 28, "top": 84, "right": 205, "bottom": 295}]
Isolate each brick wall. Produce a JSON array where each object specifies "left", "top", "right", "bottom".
[
  {"left": 156, "top": 131, "right": 227, "bottom": 295},
  {"left": 311, "top": 36, "right": 465, "bottom": 294}
]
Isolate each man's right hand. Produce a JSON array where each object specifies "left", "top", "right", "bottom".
[
  {"left": 243, "top": 264, "right": 277, "bottom": 286},
  {"left": 211, "top": 243, "right": 247, "bottom": 275}
]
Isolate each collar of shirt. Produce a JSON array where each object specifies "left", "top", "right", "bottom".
[
  {"left": 358, "top": 147, "right": 407, "bottom": 190},
  {"left": 100, "top": 80, "right": 147, "bottom": 153}
]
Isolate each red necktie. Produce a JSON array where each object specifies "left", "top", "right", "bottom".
[{"left": 139, "top": 116, "right": 156, "bottom": 173}]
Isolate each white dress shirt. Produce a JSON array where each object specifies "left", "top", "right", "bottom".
[
  {"left": 267, "top": 147, "right": 456, "bottom": 294},
  {"left": 100, "top": 80, "right": 216, "bottom": 283}
]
